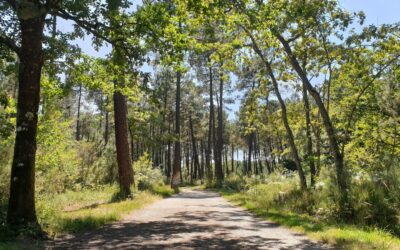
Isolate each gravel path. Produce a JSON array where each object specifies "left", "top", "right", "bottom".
[{"left": 49, "top": 188, "right": 334, "bottom": 249}]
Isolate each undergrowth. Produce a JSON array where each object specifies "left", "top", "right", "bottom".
[{"left": 214, "top": 172, "right": 400, "bottom": 250}]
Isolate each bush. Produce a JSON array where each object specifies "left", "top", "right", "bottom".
[
  {"left": 133, "top": 152, "right": 164, "bottom": 191},
  {"left": 220, "top": 167, "right": 400, "bottom": 235},
  {"left": 351, "top": 181, "right": 398, "bottom": 233},
  {"left": 35, "top": 111, "right": 80, "bottom": 194},
  {"left": 222, "top": 174, "right": 246, "bottom": 191}
]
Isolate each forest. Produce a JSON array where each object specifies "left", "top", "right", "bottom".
[{"left": 0, "top": 0, "right": 399, "bottom": 249}]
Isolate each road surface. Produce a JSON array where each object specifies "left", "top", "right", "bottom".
[{"left": 49, "top": 188, "right": 333, "bottom": 249}]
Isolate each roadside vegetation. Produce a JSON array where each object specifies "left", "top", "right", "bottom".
[
  {"left": 212, "top": 172, "right": 400, "bottom": 250},
  {"left": 0, "top": 153, "right": 175, "bottom": 244}
]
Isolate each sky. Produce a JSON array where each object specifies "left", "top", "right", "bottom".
[
  {"left": 69, "top": 1, "right": 400, "bottom": 58},
  {"left": 60, "top": 1, "right": 400, "bottom": 120},
  {"left": 339, "top": 0, "right": 400, "bottom": 25}
]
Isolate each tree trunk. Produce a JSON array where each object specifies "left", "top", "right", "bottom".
[
  {"left": 256, "top": 134, "right": 263, "bottom": 174},
  {"left": 231, "top": 144, "right": 235, "bottom": 174},
  {"left": 215, "top": 71, "right": 224, "bottom": 184},
  {"left": 7, "top": 17, "right": 45, "bottom": 227},
  {"left": 224, "top": 147, "right": 229, "bottom": 175},
  {"left": 269, "top": 139, "right": 276, "bottom": 171},
  {"left": 104, "top": 107, "right": 109, "bottom": 146},
  {"left": 171, "top": 71, "right": 181, "bottom": 189},
  {"left": 200, "top": 140, "right": 205, "bottom": 180},
  {"left": 236, "top": 148, "right": 240, "bottom": 170},
  {"left": 166, "top": 113, "right": 172, "bottom": 179},
  {"left": 247, "top": 32, "right": 307, "bottom": 189},
  {"left": 113, "top": 89, "right": 134, "bottom": 196},
  {"left": 108, "top": 0, "right": 134, "bottom": 197},
  {"left": 185, "top": 142, "right": 190, "bottom": 183},
  {"left": 76, "top": 83, "right": 82, "bottom": 141},
  {"left": 302, "top": 81, "right": 316, "bottom": 187},
  {"left": 206, "top": 63, "right": 214, "bottom": 181},
  {"left": 275, "top": 33, "right": 349, "bottom": 212},
  {"left": 243, "top": 151, "right": 247, "bottom": 174},
  {"left": 247, "top": 132, "right": 254, "bottom": 175},
  {"left": 189, "top": 113, "right": 200, "bottom": 180},
  {"left": 129, "top": 127, "right": 135, "bottom": 161}
]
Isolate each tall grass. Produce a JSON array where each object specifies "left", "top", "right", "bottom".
[{"left": 218, "top": 172, "right": 400, "bottom": 250}]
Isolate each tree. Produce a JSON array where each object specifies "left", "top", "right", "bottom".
[
  {"left": 171, "top": 70, "right": 182, "bottom": 189},
  {"left": 215, "top": 68, "right": 225, "bottom": 183},
  {"left": 0, "top": 0, "right": 136, "bottom": 228},
  {"left": 107, "top": 0, "right": 135, "bottom": 198}
]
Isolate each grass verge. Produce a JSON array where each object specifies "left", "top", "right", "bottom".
[
  {"left": 0, "top": 184, "right": 175, "bottom": 248},
  {"left": 220, "top": 189, "right": 400, "bottom": 250}
]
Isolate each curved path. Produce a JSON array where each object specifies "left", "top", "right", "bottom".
[{"left": 49, "top": 189, "right": 333, "bottom": 249}]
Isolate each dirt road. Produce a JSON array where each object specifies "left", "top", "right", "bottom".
[{"left": 50, "top": 189, "right": 333, "bottom": 249}]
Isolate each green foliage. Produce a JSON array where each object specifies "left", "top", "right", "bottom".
[
  {"left": 35, "top": 111, "right": 80, "bottom": 194},
  {"left": 133, "top": 152, "right": 164, "bottom": 191},
  {"left": 220, "top": 178, "right": 400, "bottom": 250},
  {"left": 217, "top": 169, "right": 400, "bottom": 235},
  {"left": 351, "top": 181, "right": 399, "bottom": 233},
  {"left": 222, "top": 174, "right": 246, "bottom": 191}
]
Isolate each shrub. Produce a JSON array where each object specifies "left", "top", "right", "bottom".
[
  {"left": 222, "top": 174, "right": 246, "bottom": 191},
  {"left": 133, "top": 152, "right": 164, "bottom": 191},
  {"left": 351, "top": 181, "right": 398, "bottom": 233}
]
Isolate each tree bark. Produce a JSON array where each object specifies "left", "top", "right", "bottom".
[
  {"left": 231, "top": 144, "right": 235, "bottom": 174},
  {"left": 129, "top": 127, "right": 135, "bottom": 161},
  {"left": 224, "top": 146, "right": 229, "bottom": 175},
  {"left": 206, "top": 63, "right": 214, "bottom": 181},
  {"left": 109, "top": 0, "right": 134, "bottom": 197},
  {"left": 104, "top": 101, "right": 109, "bottom": 146},
  {"left": 76, "top": 83, "right": 82, "bottom": 141},
  {"left": 189, "top": 113, "right": 200, "bottom": 180},
  {"left": 113, "top": 89, "right": 134, "bottom": 196},
  {"left": 166, "top": 113, "right": 172, "bottom": 179},
  {"left": 7, "top": 16, "right": 45, "bottom": 226},
  {"left": 247, "top": 132, "right": 254, "bottom": 175},
  {"left": 302, "top": 81, "right": 316, "bottom": 187},
  {"left": 215, "top": 71, "right": 224, "bottom": 183},
  {"left": 171, "top": 71, "right": 181, "bottom": 189},
  {"left": 200, "top": 140, "right": 205, "bottom": 180}
]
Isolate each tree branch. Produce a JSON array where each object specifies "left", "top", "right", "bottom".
[
  {"left": 54, "top": 9, "right": 114, "bottom": 45},
  {"left": 344, "top": 54, "right": 400, "bottom": 134},
  {"left": 0, "top": 33, "right": 20, "bottom": 55},
  {"left": 287, "top": 33, "right": 301, "bottom": 43},
  {"left": 54, "top": 8, "right": 139, "bottom": 62}
]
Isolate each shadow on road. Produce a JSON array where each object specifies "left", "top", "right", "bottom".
[{"left": 48, "top": 190, "right": 331, "bottom": 250}]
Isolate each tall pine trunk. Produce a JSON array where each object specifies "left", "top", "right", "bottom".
[
  {"left": 166, "top": 114, "right": 172, "bottom": 179},
  {"left": 247, "top": 132, "right": 254, "bottom": 175},
  {"left": 104, "top": 98, "right": 110, "bottom": 146},
  {"left": 215, "top": 71, "right": 224, "bottom": 184},
  {"left": 113, "top": 89, "right": 134, "bottom": 195},
  {"left": 171, "top": 71, "right": 181, "bottom": 189},
  {"left": 189, "top": 113, "right": 200, "bottom": 180},
  {"left": 231, "top": 144, "right": 235, "bottom": 174},
  {"left": 206, "top": 63, "right": 214, "bottom": 181},
  {"left": 76, "top": 83, "right": 82, "bottom": 141},
  {"left": 109, "top": 0, "right": 134, "bottom": 197}
]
